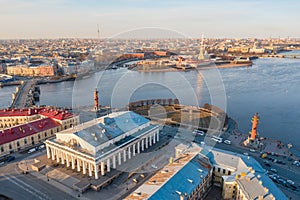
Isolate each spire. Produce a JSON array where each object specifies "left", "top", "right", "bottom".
[{"left": 198, "top": 34, "right": 205, "bottom": 60}]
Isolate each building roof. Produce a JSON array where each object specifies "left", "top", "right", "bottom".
[
  {"left": 0, "top": 108, "right": 40, "bottom": 117},
  {"left": 38, "top": 108, "right": 74, "bottom": 121},
  {"left": 126, "top": 144, "right": 211, "bottom": 200},
  {"left": 0, "top": 107, "right": 74, "bottom": 121},
  {"left": 201, "top": 147, "right": 288, "bottom": 200},
  {"left": 149, "top": 155, "right": 211, "bottom": 200},
  {"left": 0, "top": 118, "right": 61, "bottom": 145},
  {"left": 75, "top": 111, "right": 149, "bottom": 147}
]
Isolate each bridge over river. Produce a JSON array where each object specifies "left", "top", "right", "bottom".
[{"left": 10, "top": 79, "right": 39, "bottom": 108}]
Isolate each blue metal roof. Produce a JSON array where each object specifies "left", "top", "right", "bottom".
[
  {"left": 100, "top": 111, "right": 149, "bottom": 139},
  {"left": 149, "top": 156, "right": 210, "bottom": 200}
]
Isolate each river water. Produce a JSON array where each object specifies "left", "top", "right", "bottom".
[{"left": 1, "top": 53, "right": 300, "bottom": 155}]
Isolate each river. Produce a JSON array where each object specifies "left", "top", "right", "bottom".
[{"left": 1, "top": 53, "right": 300, "bottom": 155}]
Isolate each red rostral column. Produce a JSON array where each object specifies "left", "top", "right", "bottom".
[
  {"left": 250, "top": 112, "right": 259, "bottom": 140},
  {"left": 94, "top": 88, "right": 99, "bottom": 111}
]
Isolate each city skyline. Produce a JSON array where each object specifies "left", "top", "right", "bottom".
[{"left": 1, "top": 0, "right": 299, "bottom": 39}]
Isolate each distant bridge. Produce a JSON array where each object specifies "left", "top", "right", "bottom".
[{"left": 10, "top": 79, "right": 39, "bottom": 108}]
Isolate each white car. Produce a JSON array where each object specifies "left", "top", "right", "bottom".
[
  {"left": 270, "top": 168, "right": 277, "bottom": 173},
  {"left": 249, "top": 149, "right": 256, "bottom": 153},
  {"left": 287, "top": 180, "right": 295, "bottom": 185},
  {"left": 243, "top": 152, "right": 249, "bottom": 156},
  {"left": 28, "top": 148, "right": 36, "bottom": 154},
  {"left": 224, "top": 140, "right": 231, "bottom": 145},
  {"left": 38, "top": 144, "right": 45, "bottom": 150},
  {"left": 200, "top": 141, "right": 205, "bottom": 146}
]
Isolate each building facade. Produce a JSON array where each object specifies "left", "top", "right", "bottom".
[
  {"left": 45, "top": 111, "right": 160, "bottom": 180},
  {"left": 0, "top": 107, "right": 79, "bottom": 156}
]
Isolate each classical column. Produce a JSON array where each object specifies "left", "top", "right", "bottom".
[
  {"left": 107, "top": 159, "right": 111, "bottom": 172},
  {"left": 46, "top": 146, "right": 51, "bottom": 158},
  {"left": 95, "top": 164, "right": 99, "bottom": 179},
  {"left": 149, "top": 135, "right": 152, "bottom": 146},
  {"left": 51, "top": 147, "right": 55, "bottom": 160},
  {"left": 61, "top": 151, "right": 65, "bottom": 165},
  {"left": 56, "top": 149, "right": 60, "bottom": 163},
  {"left": 146, "top": 137, "right": 149, "bottom": 148},
  {"left": 153, "top": 133, "right": 156, "bottom": 144},
  {"left": 157, "top": 131, "right": 159, "bottom": 142},
  {"left": 141, "top": 139, "right": 144, "bottom": 151},
  {"left": 133, "top": 144, "right": 136, "bottom": 156},
  {"left": 88, "top": 162, "right": 92, "bottom": 176},
  {"left": 82, "top": 160, "right": 86, "bottom": 174},
  {"left": 128, "top": 146, "right": 131, "bottom": 159},
  {"left": 118, "top": 152, "right": 122, "bottom": 166},
  {"left": 137, "top": 141, "right": 140, "bottom": 154},
  {"left": 66, "top": 153, "right": 70, "bottom": 167},
  {"left": 71, "top": 156, "right": 75, "bottom": 169},
  {"left": 112, "top": 155, "right": 116, "bottom": 169},
  {"left": 123, "top": 149, "right": 126, "bottom": 162},
  {"left": 101, "top": 162, "right": 105, "bottom": 176},
  {"left": 77, "top": 158, "right": 81, "bottom": 172}
]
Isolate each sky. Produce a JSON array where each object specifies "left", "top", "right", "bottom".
[{"left": 0, "top": 0, "right": 299, "bottom": 39}]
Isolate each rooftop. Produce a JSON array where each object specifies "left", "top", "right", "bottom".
[
  {"left": 0, "top": 108, "right": 40, "bottom": 117},
  {"left": 126, "top": 144, "right": 211, "bottom": 200},
  {"left": 0, "top": 118, "right": 61, "bottom": 145}
]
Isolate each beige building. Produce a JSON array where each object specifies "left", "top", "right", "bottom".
[
  {"left": 6, "top": 65, "right": 56, "bottom": 77},
  {"left": 0, "top": 107, "right": 79, "bottom": 156},
  {"left": 45, "top": 111, "right": 160, "bottom": 180}
]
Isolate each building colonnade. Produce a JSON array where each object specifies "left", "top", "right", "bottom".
[{"left": 46, "top": 130, "right": 159, "bottom": 179}]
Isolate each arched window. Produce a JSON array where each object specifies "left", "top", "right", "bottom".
[
  {"left": 9, "top": 144, "right": 12, "bottom": 149},
  {"left": 17, "top": 141, "right": 20, "bottom": 147},
  {"left": 24, "top": 138, "right": 27, "bottom": 144}
]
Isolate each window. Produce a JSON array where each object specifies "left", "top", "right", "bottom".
[
  {"left": 38, "top": 134, "right": 41, "bottom": 139},
  {"left": 1, "top": 147, "right": 4, "bottom": 152},
  {"left": 228, "top": 171, "right": 231, "bottom": 175},
  {"left": 218, "top": 168, "right": 221, "bottom": 172},
  {"left": 45, "top": 132, "right": 47, "bottom": 137},
  {"left": 17, "top": 141, "right": 20, "bottom": 147},
  {"left": 9, "top": 144, "right": 12, "bottom": 149},
  {"left": 31, "top": 136, "right": 34, "bottom": 141},
  {"left": 24, "top": 139, "right": 27, "bottom": 144},
  {"left": 223, "top": 169, "right": 226, "bottom": 174}
]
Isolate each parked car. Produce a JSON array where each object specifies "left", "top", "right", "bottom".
[
  {"left": 7, "top": 156, "right": 15, "bottom": 162},
  {"left": 28, "top": 148, "right": 36, "bottom": 154},
  {"left": 249, "top": 149, "right": 256, "bottom": 153},
  {"left": 243, "top": 152, "right": 249, "bottom": 156},
  {"left": 224, "top": 140, "right": 231, "bottom": 145},
  {"left": 270, "top": 168, "right": 277, "bottom": 173}
]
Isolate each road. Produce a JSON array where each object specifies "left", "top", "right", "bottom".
[
  {"left": 0, "top": 152, "right": 74, "bottom": 200},
  {"left": 11, "top": 79, "right": 37, "bottom": 108}
]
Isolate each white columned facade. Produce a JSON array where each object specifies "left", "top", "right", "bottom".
[
  {"left": 66, "top": 153, "right": 70, "bottom": 167},
  {"left": 88, "top": 162, "right": 92, "bottom": 176},
  {"left": 95, "top": 164, "right": 99, "bottom": 179},
  {"left": 107, "top": 159, "right": 111, "bottom": 172},
  {"left": 123, "top": 149, "right": 126, "bottom": 162},
  {"left": 112, "top": 155, "right": 116, "bottom": 169},
  {"left": 149, "top": 135, "right": 152, "bottom": 146},
  {"left": 133, "top": 144, "right": 136, "bottom": 156},
  {"left": 51, "top": 147, "right": 55, "bottom": 160},
  {"left": 82, "top": 160, "right": 86, "bottom": 174},
  {"left": 46, "top": 146, "right": 51, "bottom": 158},
  {"left": 157, "top": 131, "right": 159, "bottom": 142},
  {"left": 137, "top": 141, "right": 140, "bottom": 154},
  {"left": 61, "top": 151, "right": 65, "bottom": 164},
  {"left": 128, "top": 146, "right": 131, "bottom": 159},
  {"left": 146, "top": 137, "right": 148, "bottom": 148},
  {"left": 56, "top": 149, "right": 60, "bottom": 163},
  {"left": 71, "top": 156, "right": 75, "bottom": 169},
  {"left": 77, "top": 158, "right": 81, "bottom": 172},
  {"left": 101, "top": 162, "right": 105, "bottom": 176},
  {"left": 141, "top": 139, "right": 144, "bottom": 151},
  {"left": 118, "top": 152, "right": 122, "bottom": 165}
]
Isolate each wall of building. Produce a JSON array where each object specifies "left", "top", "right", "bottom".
[
  {"left": 0, "top": 115, "right": 39, "bottom": 129},
  {"left": 0, "top": 126, "right": 60, "bottom": 156},
  {"left": 7, "top": 65, "right": 55, "bottom": 77}
]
